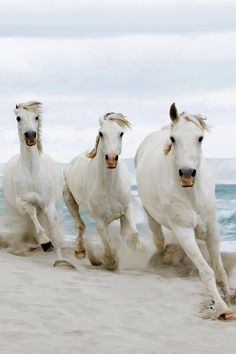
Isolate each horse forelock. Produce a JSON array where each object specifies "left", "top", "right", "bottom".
[
  {"left": 102, "top": 112, "right": 131, "bottom": 129},
  {"left": 15, "top": 101, "right": 43, "bottom": 152},
  {"left": 16, "top": 101, "right": 42, "bottom": 115},
  {"left": 87, "top": 112, "right": 131, "bottom": 159},
  {"left": 180, "top": 112, "right": 210, "bottom": 132}
]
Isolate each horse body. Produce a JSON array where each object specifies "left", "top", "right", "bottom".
[
  {"left": 135, "top": 103, "right": 233, "bottom": 319},
  {"left": 1, "top": 101, "right": 72, "bottom": 267},
  {"left": 64, "top": 113, "right": 139, "bottom": 269},
  {"left": 65, "top": 152, "right": 130, "bottom": 224}
]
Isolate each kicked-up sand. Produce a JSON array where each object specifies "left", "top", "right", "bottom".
[{"left": 0, "top": 240, "right": 236, "bottom": 354}]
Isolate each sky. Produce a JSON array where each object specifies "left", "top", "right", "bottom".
[{"left": 0, "top": 0, "right": 236, "bottom": 162}]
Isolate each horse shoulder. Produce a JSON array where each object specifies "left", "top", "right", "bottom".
[{"left": 3, "top": 155, "right": 26, "bottom": 198}]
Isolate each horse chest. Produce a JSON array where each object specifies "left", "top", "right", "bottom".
[
  {"left": 16, "top": 172, "right": 52, "bottom": 207},
  {"left": 90, "top": 190, "right": 128, "bottom": 223}
]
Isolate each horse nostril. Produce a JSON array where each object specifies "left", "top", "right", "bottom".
[
  {"left": 179, "top": 168, "right": 196, "bottom": 178},
  {"left": 105, "top": 154, "right": 109, "bottom": 160},
  {"left": 115, "top": 155, "right": 118, "bottom": 161},
  {"left": 25, "top": 131, "right": 36, "bottom": 139}
]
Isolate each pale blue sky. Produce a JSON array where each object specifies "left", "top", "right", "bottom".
[{"left": 0, "top": 0, "right": 235, "bottom": 161}]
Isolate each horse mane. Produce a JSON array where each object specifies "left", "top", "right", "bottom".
[
  {"left": 87, "top": 112, "right": 131, "bottom": 159},
  {"left": 16, "top": 101, "right": 43, "bottom": 152},
  {"left": 180, "top": 112, "right": 211, "bottom": 132},
  {"left": 87, "top": 135, "right": 100, "bottom": 158}
]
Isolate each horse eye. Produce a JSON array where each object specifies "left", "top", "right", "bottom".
[
  {"left": 199, "top": 136, "right": 203, "bottom": 143},
  {"left": 170, "top": 136, "right": 175, "bottom": 143},
  {"left": 16, "top": 116, "right": 21, "bottom": 122},
  {"left": 99, "top": 132, "right": 103, "bottom": 138},
  {"left": 120, "top": 132, "right": 124, "bottom": 137},
  {"left": 35, "top": 116, "right": 39, "bottom": 121}
]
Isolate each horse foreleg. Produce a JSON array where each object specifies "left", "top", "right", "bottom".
[
  {"left": 44, "top": 204, "right": 75, "bottom": 269},
  {"left": 95, "top": 218, "right": 119, "bottom": 270},
  {"left": 120, "top": 204, "right": 140, "bottom": 249},
  {"left": 17, "top": 200, "right": 52, "bottom": 251},
  {"left": 63, "top": 181, "right": 86, "bottom": 258},
  {"left": 172, "top": 224, "right": 233, "bottom": 320},
  {"left": 205, "top": 220, "right": 230, "bottom": 302},
  {"left": 145, "top": 209, "right": 165, "bottom": 254}
]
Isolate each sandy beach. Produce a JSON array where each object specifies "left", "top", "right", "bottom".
[{"left": 1, "top": 242, "right": 236, "bottom": 354}]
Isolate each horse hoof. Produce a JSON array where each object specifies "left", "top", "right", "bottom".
[
  {"left": 218, "top": 310, "right": 234, "bottom": 321},
  {"left": 103, "top": 252, "right": 119, "bottom": 271},
  {"left": 54, "top": 259, "right": 76, "bottom": 269},
  {"left": 89, "top": 259, "right": 102, "bottom": 266},
  {"left": 41, "top": 241, "right": 54, "bottom": 252},
  {"left": 75, "top": 249, "right": 86, "bottom": 259}
]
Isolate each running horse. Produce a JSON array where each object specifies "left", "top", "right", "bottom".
[{"left": 135, "top": 103, "right": 233, "bottom": 319}]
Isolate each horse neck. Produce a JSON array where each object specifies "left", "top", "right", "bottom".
[
  {"left": 19, "top": 136, "right": 41, "bottom": 174},
  {"left": 93, "top": 144, "right": 121, "bottom": 190}
]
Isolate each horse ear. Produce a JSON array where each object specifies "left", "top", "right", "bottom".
[
  {"left": 16, "top": 104, "right": 19, "bottom": 109},
  {"left": 169, "top": 102, "right": 179, "bottom": 123}
]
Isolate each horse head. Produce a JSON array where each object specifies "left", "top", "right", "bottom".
[
  {"left": 88, "top": 112, "right": 131, "bottom": 169},
  {"left": 166, "top": 103, "right": 209, "bottom": 187},
  {"left": 14, "top": 101, "right": 42, "bottom": 150}
]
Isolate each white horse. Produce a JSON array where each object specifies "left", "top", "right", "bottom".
[
  {"left": 1, "top": 101, "right": 73, "bottom": 267},
  {"left": 63, "top": 112, "right": 139, "bottom": 270},
  {"left": 135, "top": 103, "right": 233, "bottom": 320}
]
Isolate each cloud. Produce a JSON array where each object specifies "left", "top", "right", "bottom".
[
  {"left": 0, "top": 32, "right": 235, "bottom": 97},
  {"left": 0, "top": 0, "right": 236, "bottom": 38},
  {"left": 0, "top": 0, "right": 235, "bottom": 161}
]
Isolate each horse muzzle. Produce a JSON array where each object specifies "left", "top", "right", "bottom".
[
  {"left": 105, "top": 153, "right": 119, "bottom": 169},
  {"left": 24, "top": 131, "right": 37, "bottom": 146},
  {"left": 179, "top": 168, "right": 196, "bottom": 188}
]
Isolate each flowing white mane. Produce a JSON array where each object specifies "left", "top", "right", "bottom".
[
  {"left": 179, "top": 112, "right": 210, "bottom": 132},
  {"left": 87, "top": 112, "right": 131, "bottom": 158},
  {"left": 15, "top": 101, "right": 43, "bottom": 152}
]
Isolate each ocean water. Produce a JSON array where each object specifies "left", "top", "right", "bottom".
[{"left": 0, "top": 160, "right": 236, "bottom": 244}]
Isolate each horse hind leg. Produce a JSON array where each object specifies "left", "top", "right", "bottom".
[
  {"left": 145, "top": 209, "right": 165, "bottom": 254},
  {"left": 63, "top": 181, "right": 86, "bottom": 259}
]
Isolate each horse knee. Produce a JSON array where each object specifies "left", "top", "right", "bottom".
[{"left": 199, "top": 266, "right": 214, "bottom": 283}]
